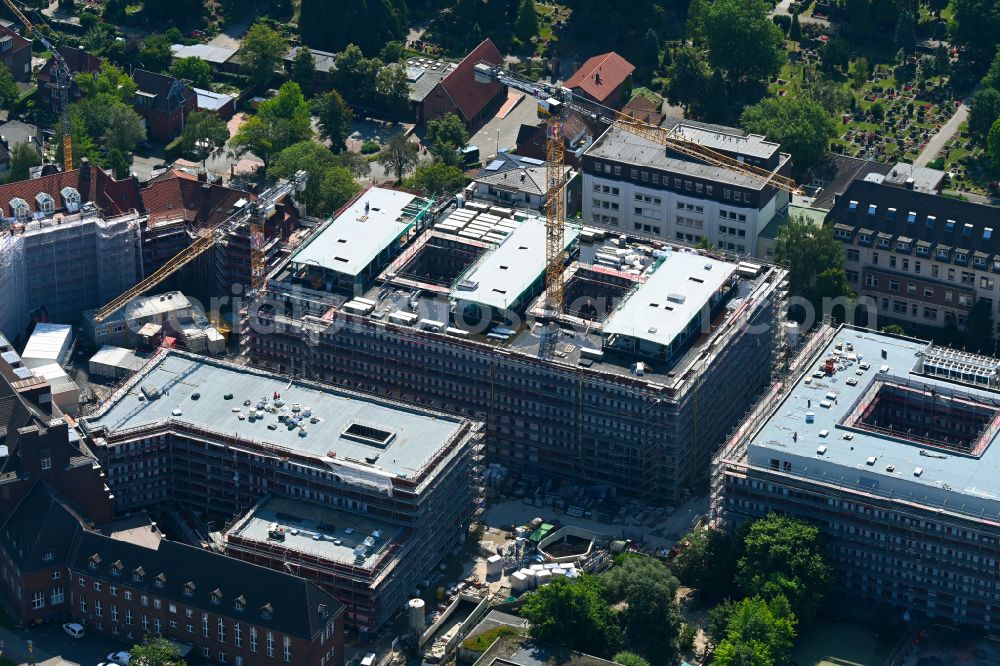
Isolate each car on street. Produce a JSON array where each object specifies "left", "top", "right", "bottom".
[
  {"left": 107, "top": 650, "right": 131, "bottom": 664},
  {"left": 63, "top": 621, "right": 85, "bottom": 638},
  {"left": 361, "top": 653, "right": 377, "bottom": 666}
]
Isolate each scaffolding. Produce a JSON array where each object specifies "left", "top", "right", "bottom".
[{"left": 0, "top": 229, "right": 27, "bottom": 340}]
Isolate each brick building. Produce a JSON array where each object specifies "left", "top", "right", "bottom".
[
  {"left": 564, "top": 52, "right": 635, "bottom": 111},
  {"left": 132, "top": 69, "right": 197, "bottom": 143},
  {"left": 37, "top": 46, "right": 103, "bottom": 113},
  {"left": 0, "top": 24, "right": 32, "bottom": 82},
  {"left": 416, "top": 38, "right": 506, "bottom": 128}
]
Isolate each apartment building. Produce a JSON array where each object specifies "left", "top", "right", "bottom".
[
  {"left": 828, "top": 179, "right": 1000, "bottom": 336},
  {"left": 245, "top": 188, "right": 788, "bottom": 502},
  {"left": 581, "top": 121, "right": 792, "bottom": 256},
  {"left": 715, "top": 324, "right": 1000, "bottom": 630},
  {"left": 81, "top": 349, "right": 481, "bottom": 631}
]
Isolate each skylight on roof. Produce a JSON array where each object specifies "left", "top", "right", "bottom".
[{"left": 985, "top": 228, "right": 993, "bottom": 240}]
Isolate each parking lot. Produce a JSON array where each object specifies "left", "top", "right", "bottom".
[{"left": 0, "top": 621, "right": 129, "bottom": 666}]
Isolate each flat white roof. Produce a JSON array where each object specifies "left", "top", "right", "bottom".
[
  {"left": 90, "top": 345, "right": 148, "bottom": 372},
  {"left": 451, "top": 215, "right": 581, "bottom": 310},
  {"left": 603, "top": 251, "right": 735, "bottom": 348},
  {"left": 169, "top": 43, "right": 238, "bottom": 64},
  {"left": 192, "top": 87, "right": 234, "bottom": 111},
  {"left": 21, "top": 323, "right": 72, "bottom": 362},
  {"left": 290, "top": 188, "right": 427, "bottom": 278}
]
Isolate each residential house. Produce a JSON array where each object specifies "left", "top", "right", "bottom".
[
  {"left": 0, "top": 24, "right": 32, "bottom": 82},
  {"left": 416, "top": 38, "right": 506, "bottom": 128},
  {"left": 827, "top": 178, "right": 1000, "bottom": 337},
  {"left": 37, "top": 46, "right": 103, "bottom": 113},
  {"left": 283, "top": 46, "right": 337, "bottom": 91},
  {"left": 170, "top": 43, "right": 240, "bottom": 74},
  {"left": 470, "top": 152, "right": 574, "bottom": 212},
  {"left": 192, "top": 87, "right": 236, "bottom": 120},
  {"left": 514, "top": 113, "right": 603, "bottom": 168},
  {"left": 132, "top": 69, "right": 197, "bottom": 143},
  {"left": 564, "top": 52, "right": 635, "bottom": 111},
  {"left": 621, "top": 89, "right": 664, "bottom": 126}
]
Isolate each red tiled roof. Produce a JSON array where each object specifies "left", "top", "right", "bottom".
[
  {"left": 0, "top": 25, "right": 32, "bottom": 57},
  {"left": 564, "top": 52, "right": 635, "bottom": 103},
  {"left": 622, "top": 95, "right": 663, "bottom": 126},
  {"left": 0, "top": 163, "right": 140, "bottom": 219},
  {"left": 438, "top": 38, "right": 504, "bottom": 122},
  {"left": 37, "top": 46, "right": 102, "bottom": 84},
  {"left": 141, "top": 170, "right": 254, "bottom": 227}
]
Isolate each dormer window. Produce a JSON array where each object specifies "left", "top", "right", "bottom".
[
  {"left": 154, "top": 573, "right": 166, "bottom": 589},
  {"left": 111, "top": 560, "right": 123, "bottom": 576},
  {"left": 88, "top": 554, "right": 101, "bottom": 570},
  {"left": 867, "top": 204, "right": 877, "bottom": 216},
  {"left": 183, "top": 581, "right": 196, "bottom": 597},
  {"left": 132, "top": 566, "right": 145, "bottom": 582},
  {"left": 925, "top": 215, "right": 936, "bottom": 229},
  {"left": 963, "top": 223, "right": 974, "bottom": 236},
  {"left": 848, "top": 200, "right": 858, "bottom": 212},
  {"left": 211, "top": 589, "right": 222, "bottom": 605},
  {"left": 9, "top": 197, "right": 29, "bottom": 221},
  {"left": 135, "top": 91, "right": 156, "bottom": 108},
  {"left": 318, "top": 603, "right": 329, "bottom": 619},
  {"left": 260, "top": 602, "right": 273, "bottom": 620},
  {"left": 234, "top": 595, "right": 246, "bottom": 612},
  {"left": 60, "top": 186, "right": 80, "bottom": 213},
  {"left": 42, "top": 549, "right": 54, "bottom": 562},
  {"left": 945, "top": 219, "right": 955, "bottom": 233},
  {"left": 35, "top": 192, "right": 54, "bottom": 215},
  {"left": 886, "top": 208, "right": 897, "bottom": 221}
]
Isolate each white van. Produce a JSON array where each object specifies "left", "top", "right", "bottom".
[
  {"left": 361, "top": 653, "right": 376, "bottom": 666},
  {"left": 63, "top": 622, "right": 85, "bottom": 639}
]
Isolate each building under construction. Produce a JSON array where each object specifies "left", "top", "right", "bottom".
[
  {"left": 714, "top": 324, "right": 1000, "bottom": 629},
  {"left": 80, "top": 348, "right": 482, "bottom": 632},
  {"left": 245, "top": 187, "right": 789, "bottom": 501},
  {"left": 0, "top": 209, "right": 142, "bottom": 339}
]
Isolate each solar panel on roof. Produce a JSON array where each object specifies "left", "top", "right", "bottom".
[
  {"left": 13, "top": 367, "right": 32, "bottom": 379},
  {"left": 484, "top": 160, "right": 505, "bottom": 171}
]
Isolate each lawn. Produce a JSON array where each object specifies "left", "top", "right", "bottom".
[{"left": 791, "top": 620, "right": 898, "bottom": 666}]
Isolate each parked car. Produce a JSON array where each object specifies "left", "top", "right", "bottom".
[
  {"left": 63, "top": 622, "right": 85, "bottom": 638},
  {"left": 107, "top": 651, "right": 131, "bottom": 664},
  {"left": 361, "top": 653, "right": 377, "bottom": 666}
]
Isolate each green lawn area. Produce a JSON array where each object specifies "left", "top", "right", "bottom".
[{"left": 791, "top": 621, "right": 898, "bottom": 666}]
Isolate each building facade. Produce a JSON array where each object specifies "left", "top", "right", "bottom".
[
  {"left": 132, "top": 69, "right": 197, "bottom": 143},
  {"left": 581, "top": 123, "right": 792, "bottom": 256}
]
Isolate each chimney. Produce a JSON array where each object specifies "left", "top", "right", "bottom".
[
  {"left": 80, "top": 157, "right": 91, "bottom": 181},
  {"left": 198, "top": 171, "right": 208, "bottom": 182}
]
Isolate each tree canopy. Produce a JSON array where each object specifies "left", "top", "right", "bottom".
[
  {"left": 521, "top": 576, "right": 622, "bottom": 657},
  {"left": 130, "top": 635, "right": 184, "bottom": 665},
  {"left": 404, "top": 162, "right": 467, "bottom": 196},
  {"left": 292, "top": 47, "right": 317, "bottom": 89},
  {"left": 713, "top": 596, "right": 796, "bottom": 666},
  {"left": 241, "top": 21, "right": 288, "bottom": 86},
  {"left": 774, "top": 217, "right": 854, "bottom": 319},
  {"left": 9, "top": 143, "right": 40, "bottom": 182},
  {"left": 601, "top": 556, "right": 683, "bottom": 661},
  {"left": 949, "top": 0, "right": 1000, "bottom": 63},
  {"left": 673, "top": 528, "right": 742, "bottom": 605},
  {"left": 299, "top": 0, "right": 407, "bottom": 55},
  {"left": 0, "top": 63, "right": 19, "bottom": 111},
  {"left": 140, "top": 34, "right": 172, "bottom": 73},
  {"left": 313, "top": 90, "right": 354, "bottom": 152},
  {"left": 267, "top": 141, "right": 360, "bottom": 217},
  {"left": 968, "top": 88, "right": 1000, "bottom": 141},
  {"left": 181, "top": 111, "right": 230, "bottom": 168},
  {"left": 231, "top": 82, "right": 313, "bottom": 167},
  {"left": 699, "top": 0, "right": 784, "bottom": 93},
  {"left": 377, "top": 133, "right": 419, "bottom": 181},
  {"left": 425, "top": 113, "right": 469, "bottom": 165},
  {"left": 740, "top": 97, "right": 837, "bottom": 174},
  {"left": 171, "top": 56, "right": 213, "bottom": 89}
]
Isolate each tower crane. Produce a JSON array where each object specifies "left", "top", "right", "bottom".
[
  {"left": 3, "top": 0, "right": 74, "bottom": 170},
  {"left": 92, "top": 170, "right": 308, "bottom": 323},
  {"left": 473, "top": 63, "right": 802, "bottom": 315}
]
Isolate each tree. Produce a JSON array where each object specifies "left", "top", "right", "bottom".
[
  {"left": 602, "top": 557, "right": 683, "bottom": 661},
  {"left": 100, "top": 104, "right": 146, "bottom": 154},
  {"left": 894, "top": 10, "right": 917, "bottom": 56},
  {"left": 774, "top": 217, "right": 854, "bottom": 315},
  {"left": 741, "top": 97, "right": 836, "bottom": 174},
  {"left": 56, "top": 110, "right": 98, "bottom": 168},
  {"left": 144, "top": 0, "right": 202, "bottom": 21},
  {"left": 990, "top": 116, "right": 1000, "bottom": 171},
  {"left": 819, "top": 38, "right": 851, "bottom": 74},
  {"left": 0, "top": 63, "right": 19, "bottom": 111},
  {"left": 377, "top": 134, "right": 419, "bottom": 181},
  {"left": 8, "top": 143, "right": 40, "bottom": 182},
  {"left": 516, "top": 0, "right": 539, "bottom": 42},
  {"left": 267, "top": 141, "right": 360, "bottom": 216},
  {"left": 849, "top": 57, "right": 870, "bottom": 91},
  {"left": 964, "top": 298, "right": 995, "bottom": 352},
  {"left": 950, "top": 0, "right": 1000, "bottom": 63},
  {"left": 703, "top": 68, "right": 730, "bottom": 124},
  {"left": 292, "top": 47, "right": 316, "bottom": 89},
  {"left": 130, "top": 635, "right": 184, "bottom": 665},
  {"left": 107, "top": 147, "right": 132, "bottom": 179},
  {"left": 968, "top": 88, "right": 1000, "bottom": 141},
  {"left": 789, "top": 13, "right": 801, "bottom": 42},
  {"left": 713, "top": 596, "right": 797, "bottom": 666},
  {"left": 241, "top": 21, "right": 287, "bottom": 86},
  {"left": 666, "top": 46, "right": 710, "bottom": 118},
  {"left": 636, "top": 28, "right": 662, "bottom": 84},
  {"left": 379, "top": 40, "right": 405, "bottom": 64},
  {"left": 612, "top": 652, "right": 650, "bottom": 666},
  {"left": 332, "top": 151, "right": 372, "bottom": 179},
  {"left": 425, "top": 113, "right": 469, "bottom": 166},
  {"left": 171, "top": 56, "right": 213, "bottom": 89},
  {"left": 332, "top": 44, "right": 383, "bottom": 107},
  {"left": 299, "top": 0, "right": 407, "bottom": 55},
  {"left": 181, "top": 110, "right": 230, "bottom": 169},
  {"left": 140, "top": 34, "right": 172, "bottom": 73},
  {"left": 75, "top": 63, "right": 137, "bottom": 103},
  {"left": 737, "top": 515, "right": 832, "bottom": 623},
  {"left": 673, "top": 528, "right": 742, "bottom": 605},
  {"left": 404, "top": 162, "right": 467, "bottom": 196},
  {"left": 699, "top": 0, "right": 784, "bottom": 91},
  {"left": 375, "top": 63, "right": 411, "bottom": 114},
  {"left": 707, "top": 599, "right": 739, "bottom": 643},
  {"left": 231, "top": 82, "right": 313, "bottom": 167},
  {"left": 521, "top": 576, "right": 621, "bottom": 657},
  {"left": 845, "top": 0, "right": 873, "bottom": 35},
  {"left": 881, "top": 324, "right": 907, "bottom": 335},
  {"left": 313, "top": 90, "right": 353, "bottom": 152},
  {"left": 984, "top": 49, "right": 1000, "bottom": 91}
]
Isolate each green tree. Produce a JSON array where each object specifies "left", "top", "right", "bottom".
[
  {"left": 707, "top": 599, "right": 739, "bottom": 643},
  {"left": 332, "top": 44, "right": 383, "bottom": 107},
  {"left": 774, "top": 217, "right": 854, "bottom": 313},
  {"left": 703, "top": 68, "right": 730, "bottom": 123},
  {"left": 404, "top": 162, "right": 467, "bottom": 195},
  {"left": 983, "top": 49, "right": 1000, "bottom": 91},
  {"left": 140, "top": 34, "right": 173, "bottom": 72},
  {"left": 8, "top": 142, "right": 40, "bottom": 182},
  {"left": 0, "top": 63, "right": 19, "bottom": 111},
  {"left": 425, "top": 113, "right": 469, "bottom": 166},
  {"left": 130, "top": 635, "right": 184, "bottom": 665},
  {"left": 894, "top": 10, "right": 917, "bottom": 56},
  {"left": 881, "top": 324, "right": 907, "bottom": 335},
  {"left": 789, "top": 12, "right": 801, "bottom": 41},
  {"left": 968, "top": 88, "right": 1000, "bottom": 141},
  {"left": 845, "top": 0, "right": 873, "bottom": 35},
  {"left": 181, "top": 110, "right": 230, "bottom": 169},
  {"left": 950, "top": 0, "right": 1000, "bottom": 63},
  {"left": 292, "top": 47, "right": 316, "bottom": 88},
  {"left": 521, "top": 576, "right": 621, "bottom": 657},
  {"left": 516, "top": 0, "right": 539, "bottom": 42},
  {"left": 313, "top": 90, "right": 353, "bottom": 152},
  {"left": 740, "top": 97, "right": 836, "bottom": 174},
  {"left": 990, "top": 116, "right": 1000, "bottom": 171},
  {"left": 379, "top": 40, "right": 405, "bottom": 63},
  {"left": 737, "top": 515, "right": 832, "bottom": 623},
  {"left": 673, "top": 528, "right": 742, "bottom": 605},
  {"left": 377, "top": 133, "right": 419, "bottom": 181},
  {"left": 849, "top": 57, "right": 870, "bottom": 91},
  {"left": 699, "top": 0, "right": 784, "bottom": 91},
  {"left": 75, "top": 63, "right": 137, "bottom": 103},
  {"left": 964, "top": 298, "right": 995, "bottom": 352},
  {"left": 714, "top": 596, "right": 797, "bottom": 666},
  {"left": 144, "top": 0, "right": 202, "bottom": 21},
  {"left": 107, "top": 147, "right": 132, "bottom": 179},
  {"left": 231, "top": 81, "right": 313, "bottom": 167},
  {"left": 171, "top": 56, "right": 213, "bottom": 89},
  {"left": 375, "top": 63, "right": 411, "bottom": 114},
  {"left": 267, "top": 140, "right": 360, "bottom": 216},
  {"left": 666, "top": 46, "right": 710, "bottom": 118},
  {"left": 612, "top": 652, "right": 650, "bottom": 666},
  {"left": 332, "top": 151, "right": 372, "bottom": 179},
  {"left": 56, "top": 110, "right": 98, "bottom": 168},
  {"left": 602, "top": 556, "right": 683, "bottom": 661},
  {"left": 100, "top": 103, "right": 146, "bottom": 154},
  {"left": 299, "top": 0, "right": 407, "bottom": 55},
  {"left": 317, "top": 166, "right": 362, "bottom": 215},
  {"left": 241, "top": 21, "right": 287, "bottom": 86},
  {"left": 819, "top": 38, "right": 851, "bottom": 74}
]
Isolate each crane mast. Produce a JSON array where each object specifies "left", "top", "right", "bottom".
[{"left": 3, "top": 0, "right": 73, "bottom": 170}]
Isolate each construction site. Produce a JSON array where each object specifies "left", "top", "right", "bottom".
[
  {"left": 246, "top": 186, "right": 789, "bottom": 502},
  {"left": 79, "top": 348, "right": 483, "bottom": 632},
  {"left": 713, "top": 324, "right": 1000, "bottom": 630}
]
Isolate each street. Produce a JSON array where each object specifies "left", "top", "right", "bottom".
[{"left": 0, "top": 620, "right": 126, "bottom": 666}]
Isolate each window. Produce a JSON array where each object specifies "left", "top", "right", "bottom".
[
  {"left": 187, "top": 624, "right": 194, "bottom": 634},
  {"left": 204, "top": 647, "right": 211, "bottom": 659},
  {"left": 915, "top": 261, "right": 921, "bottom": 274},
  {"left": 153, "top": 599, "right": 161, "bottom": 610},
  {"left": 234, "top": 623, "right": 242, "bottom": 648},
  {"left": 872, "top": 252, "right": 879, "bottom": 265},
  {"left": 907, "top": 284, "right": 917, "bottom": 295},
  {"left": 613, "top": 166, "right": 621, "bottom": 176},
  {"left": 95, "top": 600, "right": 103, "bottom": 617},
  {"left": 141, "top": 595, "right": 148, "bottom": 607},
  {"left": 219, "top": 652, "right": 227, "bottom": 664},
  {"left": 94, "top": 581, "right": 101, "bottom": 592},
  {"left": 186, "top": 609, "right": 194, "bottom": 618},
  {"left": 51, "top": 571, "right": 60, "bottom": 581},
  {"left": 924, "top": 288, "right": 934, "bottom": 298},
  {"left": 267, "top": 632, "right": 275, "bottom": 658},
  {"left": 124, "top": 590, "right": 132, "bottom": 601},
  {"left": 32, "top": 591, "right": 45, "bottom": 610},
  {"left": 981, "top": 277, "right": 995, "bottom": 290},
  {"left": 126, "top": 609, "right": 133, "bottom": 625},
  {"left": 889, "top": 280, "right": 899, "bottom": 292},
  {"left": 218, "top": 618, "right": 226, "bottom": 643},
  {"left": 864, "top": 275, "right": 878, "bottom": 288},
  {"left": 961, "top": 271, "right": 974, "bottom": 285},
  {"left": 112, "top": 605, "right": 119, "bottom": 622},
  {"left": 630, "top": 169, "right": 638, "bottom": 179},
  {"left": 50, "top": 586, "right": 64, "bottom": 604},
  {"left": 141, "top": 615, "right": 149, "bottom": 631},
  {"left": 923, "top": 307, "right": 938, "bottom": 320},
  {"left": 203, "top": 615, "right": 210, "bottom": 638},
  {"left": 40, "top": 452, "right": 52, "bottom": 470},
  {"left": 80, "top": 595, "right": 87, "bottom": 613},
  {"left": 890, "top": 256, "right": 897, "bottom": 268},
  {"left": 283, "top": 636, "right": 291, "bottom": 662},
  {"left": 846, "top": 249, "right": 860, "bottom": 262},
  {"left": 250, "top": 627, "right": 258, "bottom": 653}
]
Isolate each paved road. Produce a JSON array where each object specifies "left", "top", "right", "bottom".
[
  {"left": 914, "top": 98, "right": 970, "bottom": 167},
  {"left": 0, "top": 621, "right": 126, "bottom": 666},
  {"left": 207, "top": 7, "right": 266, "bottom": 50}
]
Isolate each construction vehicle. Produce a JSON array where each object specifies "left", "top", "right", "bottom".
[
  {"left": 92, "top": 170, "right": 308, "bottom": 323},
  {"left": 3, "top": 0, "right": 74, "bottom": 170},
  {"left": 473, "top": 63, "right": 802, "bottom": 315}
]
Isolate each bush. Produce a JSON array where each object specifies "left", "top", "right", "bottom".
[
  {"left": 679, "top": 622, "right": 698, "bottom": 652},
  {"left": 772, "top": 15, "right": 791, "bottom": 33},
  {"left": 926, "top": 156, "right": 945, "bottom": 170},
  {"left": 870, "top": 102, "right": 885, "bottom": 120},
  {"left": 165, "top": 137, "right": 184, "bottom": 161},
  {"left": 461, "top": 626, "right": 523, "bottom": 652},
  {"left": 360, "top": 140, "right": 380, "bottom": 155}
]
